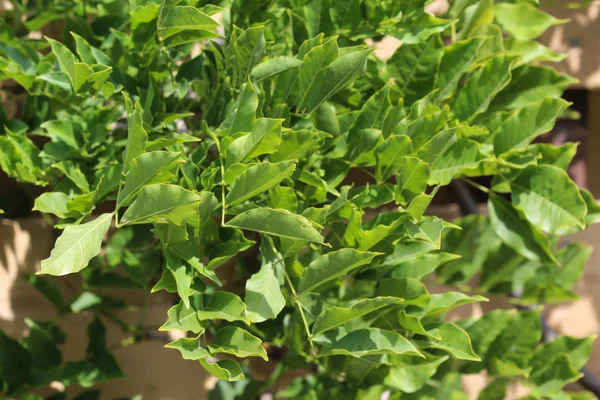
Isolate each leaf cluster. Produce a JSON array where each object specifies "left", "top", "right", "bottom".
[{"left": 0, "top": 0, "right": 597, "bottom": 399}]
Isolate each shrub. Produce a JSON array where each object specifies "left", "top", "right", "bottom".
[{"left": 0, "top": 0, "right": 598, "bottom": 399}]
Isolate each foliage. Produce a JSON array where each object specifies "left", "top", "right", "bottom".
[{"left": 0, "top": 0, "right": 597, "bottom": 399}]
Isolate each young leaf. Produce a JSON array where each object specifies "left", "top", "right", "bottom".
[
  {"left": 39, "top": 214, "right": 112, "bottom": 276},
  {"left": 298, "top": 249, "right": 379, "bottom": 293}
]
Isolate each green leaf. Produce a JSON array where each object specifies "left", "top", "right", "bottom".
[
  {"left": 159, "top": 296, "right": 205, "bottom": 334},
  {"left": 225, "top": 118, "right": 283, "bottom": 167},
  {"left": 122, "top": 107, "right": 148, "bottom": 174},
  {"left": 385, "top": 355, "right": 449, "bottom": 393},
  {"left": 208, "top": 326, "right": 267, "bottom": 361},
  {"left": 511, "top": 165, "right": 587, "bottom": 234},
  {"left": 196, "top": 291, "right": 249, "bottom": 323},
  {"left": 492, "top": 98, "right": 569, "bottom": 155},
  {"left": 413, "top": 128, "right": 458, "bottom": 166},
  {"left": 158, "top": 5, "right": 219, "bottom": 40},
  {"left": 319, "top": 328, "right": 422, "bottom": 358},
  {"left": 164, "top": 252, "right": 193, "bottom": 308},
  {"left": 429, "top": 140, "right": 487, "bottom": 185},
  {"left": 244, "top": 239, "right": 286, "bottom": 323},
  {"left": 505, "top": 38, "right": 566, "bottom": 66},
  {"left": 387, "top": 35, "right": 444, "bottom": 106},
  {"left": 120, "top": 184, "right": 204, "bottom": 226},
  {"left": 268, "top": 186, "right": 298, "bottom": 212},
  {"left": 297, "top": 37, "right": 340, "bottom": 110},
  {"left": 226, "top": 161, "right": 296, "bottom": 207},
  {"left": 375, "top": 135, "right": 412, "bottom": 182},
  {"left": 391, "top": 252, "right": 460, "bottom": 280},
  {"left": 415, "top": 323, "right": 480, "bottom": 361},
  {"left": 491, "top": 65, "right": 576, "bottom": 110},
  {"left": 270, "top": 130, "right": 325, "bottom": 163},
  {"left": 52, "top": 161, "right": 90, "bottom": 192},
  {"left": 205, "top": 229, "right": 255, "bottom": 270},
  {"left": 528, "top": 336, "right": 594, "bottom": 387},
  {"left": 477, "top": 379, "right": 510, "bottom": 400},
  {"left": 298, "top": 249, "right": 379, "bottom": 293},
  {"left": 390, "top": 14, "right": 456, "bottom": 44},
  {"left": 33, "top": 192, "right": 72, "bottom": 219},
  {"left": 457, "top": 0, "right": 494, "bottom": 40},
  {"left": 117, "top": 151, "right": 184, "bottom": 207},
  {"left": 494, "top": 2, "right": 567, "bottom": 41},
  {"left": 199, "top": 358, "right": 244, "bottom": 381},
  {"left": 39, "top": 214, "right": 112, "bottom": 276},
  {"left": 396, "top": 157, "right": 430, "bottom": 205},
  {"left": 305, "top": 48, "right": 373, "bottom": 115},
  {"left": 581, "top": 188, "right": 600, "bottom": 226},
  {"left": 485, "top": 309, "right": 542, "bottom": 375},
  {"left": 165, "top": 337, "right": 211, "bottom": 360},
  {"left": 452, "top": 55, "right": 518, "bottom": 122},
  {"left": 488, "top": 195, "right": 557, "bottom": 264},
  {"left": 251, "top": 56, "right": 302, "bottom": 82},
  {"left": 416, "top": 292, "right": 486, "bottom": 318},
  {"left": 219, "top": 80, "right": 258, "bottom": 136},
  {"left": 312, "top": 297, "right": 403, "bottom": 335},
  {"left": 233, "top": 26, "right": 266, "bottom": 86},
  {"left": 226, "top": 207, "right": 324, "bottom": 243},
  {"left": 46, "top": 37, "right": 93, "bottom": 92},
  {"left": 435, "top": 37, "right": 486, "bottom": 103}
]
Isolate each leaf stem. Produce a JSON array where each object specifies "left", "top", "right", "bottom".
[
  {"left": 213, "top": 135, "right": 227, "bottom": 226},
  {"left": 283, "top": 271, "right": 316, "bottom": 357},
  {"left": 461, "top": 177, "right": 490, "bottom": 194}
]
